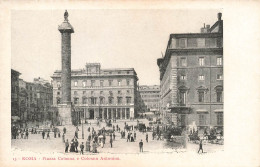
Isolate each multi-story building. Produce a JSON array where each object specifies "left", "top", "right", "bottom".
[
  {"left": 11, "top": 69, "right": 21, "bottom": 120},
  {"left": 17, "top": 77, "right": 53, "bottom": 123},
  {"left": 51, "top": 63, "right": 139, "bottom": 122},
  {"left": 139, "top": 85, "right": 160, "bottom": 114},
  {"left": 33, "top": 77, "right": 53, "bottom": 121},
  {"left": 157, "top": 13, "right": 223, "bottom": 132}
]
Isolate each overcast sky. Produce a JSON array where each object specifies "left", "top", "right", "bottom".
[{"left": 11, "top": 9, "right": 220, "bottom": 85}]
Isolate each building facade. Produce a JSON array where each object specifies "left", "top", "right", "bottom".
[
  {"left": 17, "top": 78, "right": 53, "bottom": 124},
  {"left": 157, "top": 13, "right": 223, "bottom": 132},
  {"left": 11, "top": 69, "right": 21, "bottom": 120},
  {"left": 51, "top": 63, "right": 139, "bottom": 122},
  {"left": 139, "top": 85, "right": 160, "bottom": 114}
]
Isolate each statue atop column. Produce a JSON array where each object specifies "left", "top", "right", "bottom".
[{"left": 64, "top": 10, "right": 69, "bottom": 21}]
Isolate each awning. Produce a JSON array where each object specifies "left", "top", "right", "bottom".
[
  {"left": 196, "top": 109, "right": 208, "bottom": 113},
  {"left": 214, "top": 109, "right": 223, "bottom": 112}
]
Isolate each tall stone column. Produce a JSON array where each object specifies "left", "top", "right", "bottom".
[{"left": 57, "top": 10, "right": 74, "bottom": 125}]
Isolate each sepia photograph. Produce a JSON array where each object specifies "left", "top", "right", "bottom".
[
  {"left": 1, "top": 1, "right": 260, "bottom": 167},
  {"left": 11, "top": 9, "right": 223, "bottom": 156}
]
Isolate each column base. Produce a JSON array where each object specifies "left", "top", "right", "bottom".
[{"left": 58, "top": 104, "right": 72, "bottom": 125}]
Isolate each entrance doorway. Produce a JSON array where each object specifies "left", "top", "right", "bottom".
[{"left": 89, "top": 109, "right": 94, "bottom": 119}]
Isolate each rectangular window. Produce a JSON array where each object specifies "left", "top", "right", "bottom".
[
  {"left": 180, "top": 115, "right": 186, "bottom": 126},
  {"left": 198, "top": 91, "right": 204, "bottom": 102},
  {"left": 217, "top": 74, "right": 223, "bottom": 80},
  {"left": 118, "top": 80, "right": 121, "bottom": 86},
  {"left": 91, "top": 80, "right": 95, "bottom": 87},
  {"left": 74, "top": 91, "right": 77, "bottom": 95},
  {"left": 74, "top": 81, "right": 78, "bottom": 87},
  {"left": 57, "top": 98, "right": 61, "bottom": 104},
  {"left": 199, "top": 57, "right": 204, "bottom": 66},
  {"left": 117, "top": 97, "right": 122, "bottom": 104},
  {"left": 57, "top": 92, "right": 60, "bottom": 95},
  {"left": 217, "top": 113, "right": 223, "bottom": 125},
  {"left": 57, "top": 82, "right": 61, "bottom": 88},
  {"left": 109, "top": 97, "right": 113, "bottom": 104},
  {"left": 187, "top": 38, "right": 197, "bottom": 48},
  {"left": 179, "top": 92, "right": 186, "bottom": 106},
  {"left": 83, "top": 98, "right": 87, "bottom": 104},
  {"left": 109, "top": 91, "right": 113, "bottom": 96},
  {"left": 83, "top": 91, "right": 86, "bottom": 94},
  {"left": 217, "top": 91, "right": 222, "bottom": 102},
  {"left": 180, "top": 58, "right": 187, "bottom": 66},
  {"left": 83, "top": 81, "right": 86, "bottom": 87},
  {"left": 127, "top": 80, "right": 130, "bottom": 86},
  {"left": 91, "top": 91, "right": 94, "bottom": 95},
  {"left": 126, "top": 97, "right": 131, "bottom": 104},
  {"left": 180, "top": 75, "right": 186, "bottom": 80},
  {"left": 100, "top": 97, "right": 104, "bottom": 104},
  {"left": 74, "top": 98, "right": 79, "bottom": 104},
  {"left": 100, "top": 80, "right": 104, "bottom": 87},
  {"left": 91, "top": 97, "right": 96, "bottom": 105},
  {"left": 217, "top": 57, "right": 222, "bottom": 65},
  {"left": 109, "top": 80, "right": 113, "bottom": 86},
  {"left": 100, "top": 91, "right": 103, "bottom": 95},
  {"left": 118, "top": 90, "right": 121, "bottom": 94},
  {"left": 199, "top": 114, "right": 206, "bottom": 125},
  {"left": 199, "top": 75, "right": 205, "bottom": 80},
  {"left": 179, "top": 38, "right": 186, "bottom": 48}
]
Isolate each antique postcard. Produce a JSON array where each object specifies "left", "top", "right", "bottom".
[{"left": 0, "top": 1, "right": 260, "bottom": 167}]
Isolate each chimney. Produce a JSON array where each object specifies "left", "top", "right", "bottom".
[
  {"left": 218, "top": 13, "right": 222, "bottom": 21},
  {"left": 206, "top": 25, "right": 210, "bottom": 32},
  {"left": 201, "top": 23, "right": 208, "bottom": 33}
]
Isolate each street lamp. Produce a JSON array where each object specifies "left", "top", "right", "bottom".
[{"left": 81, "top": 118, "right": 84, "bottom": 139}]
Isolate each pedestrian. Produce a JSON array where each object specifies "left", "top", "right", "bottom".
[
  {"left": 46, "top": 131, "right": 50, "bottom": 140},
  {"left": 127, "top": 133, "right": 130, "bottom": 142},
  {"left": 70, "top": 139, "right": 75, "bottom": 152},
  {"left": 134, "top": 131, "right": 136, "bottom": 141},
  {"left": 54, "top": 131, "right": 57, "bottom": 138},
  {"left": 110, "top": 138, "right": 113, "bottom": 148},
  {"left": 58, "top": 131, "right": 61, "bottom": 138},
  {"left": 63, "top": 127, "right": 66, "bottom": 134},
  {"left": 80, "top": 142, "right": 84, "bottom": 155},
  {"left": 88, "top": 134, "right": 91, "bottom": 141},
  {"left": 62, "top": 133, "right": 65, "bottom": 143},
  {"left": 42, "top": 131, "right": 45, "bottom": 139},
  {"left": 152, "top": 131, "right": 155, "bottom": 140},
  {"left": 198, "top": 140, "right": 203, "bottom": 153},
  {"left": 65, "top": 139, "right": 69, "bottom": 153},
  {"left": 25, "top": 129, "right": 29, "bottom": 139},
  {"left": 86, "top": 139, "right": 91, "bottom": 152},
  {"left": 75, "top": 138, "right": 79, "bottom": 152},
  {"left": 139, "top": 140, "right": 143, "bottom": 152},
  {"left": 92, "top": 141, "right": 97, "bottom": 153},
  {"left": 101, "top": 138, "right": 105, "bottom": 148},
  {"left": 113, "top": 132, "right": 116, "bottom": 141},
  {"left": 146, "top": 133, "right": 148, "bottom": 143}
]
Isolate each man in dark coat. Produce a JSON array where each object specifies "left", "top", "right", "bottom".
[
  {"left": 146, "top": 133, "right": 148, "bottom": 143},
  {"left": 63, "top": 127, "right": 66, "bottom": 134},
  {"left": 110, "top": 138, "right": 113, "bottom": 148},
  {"left": 65, "top": 139, "right": 69, "bottom": 153},
  {"left": 75, "top": 138, "right": 79, "bottom": 152},
  {"left": 80, "top": 142, "right": 84, "bottom": 154},
  {"left": 42, "top": 131, "right": 45, "bottom": 139},
  {"left": 198, "top": 140, "right": 203, "bottom": 153},
  {"left": 139, "top": 140, "right": 143, "bottom": 152}
]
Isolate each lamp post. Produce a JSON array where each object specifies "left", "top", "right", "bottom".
[{"left": 81, "top": 117, "right": 84, "bottom": 139}]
